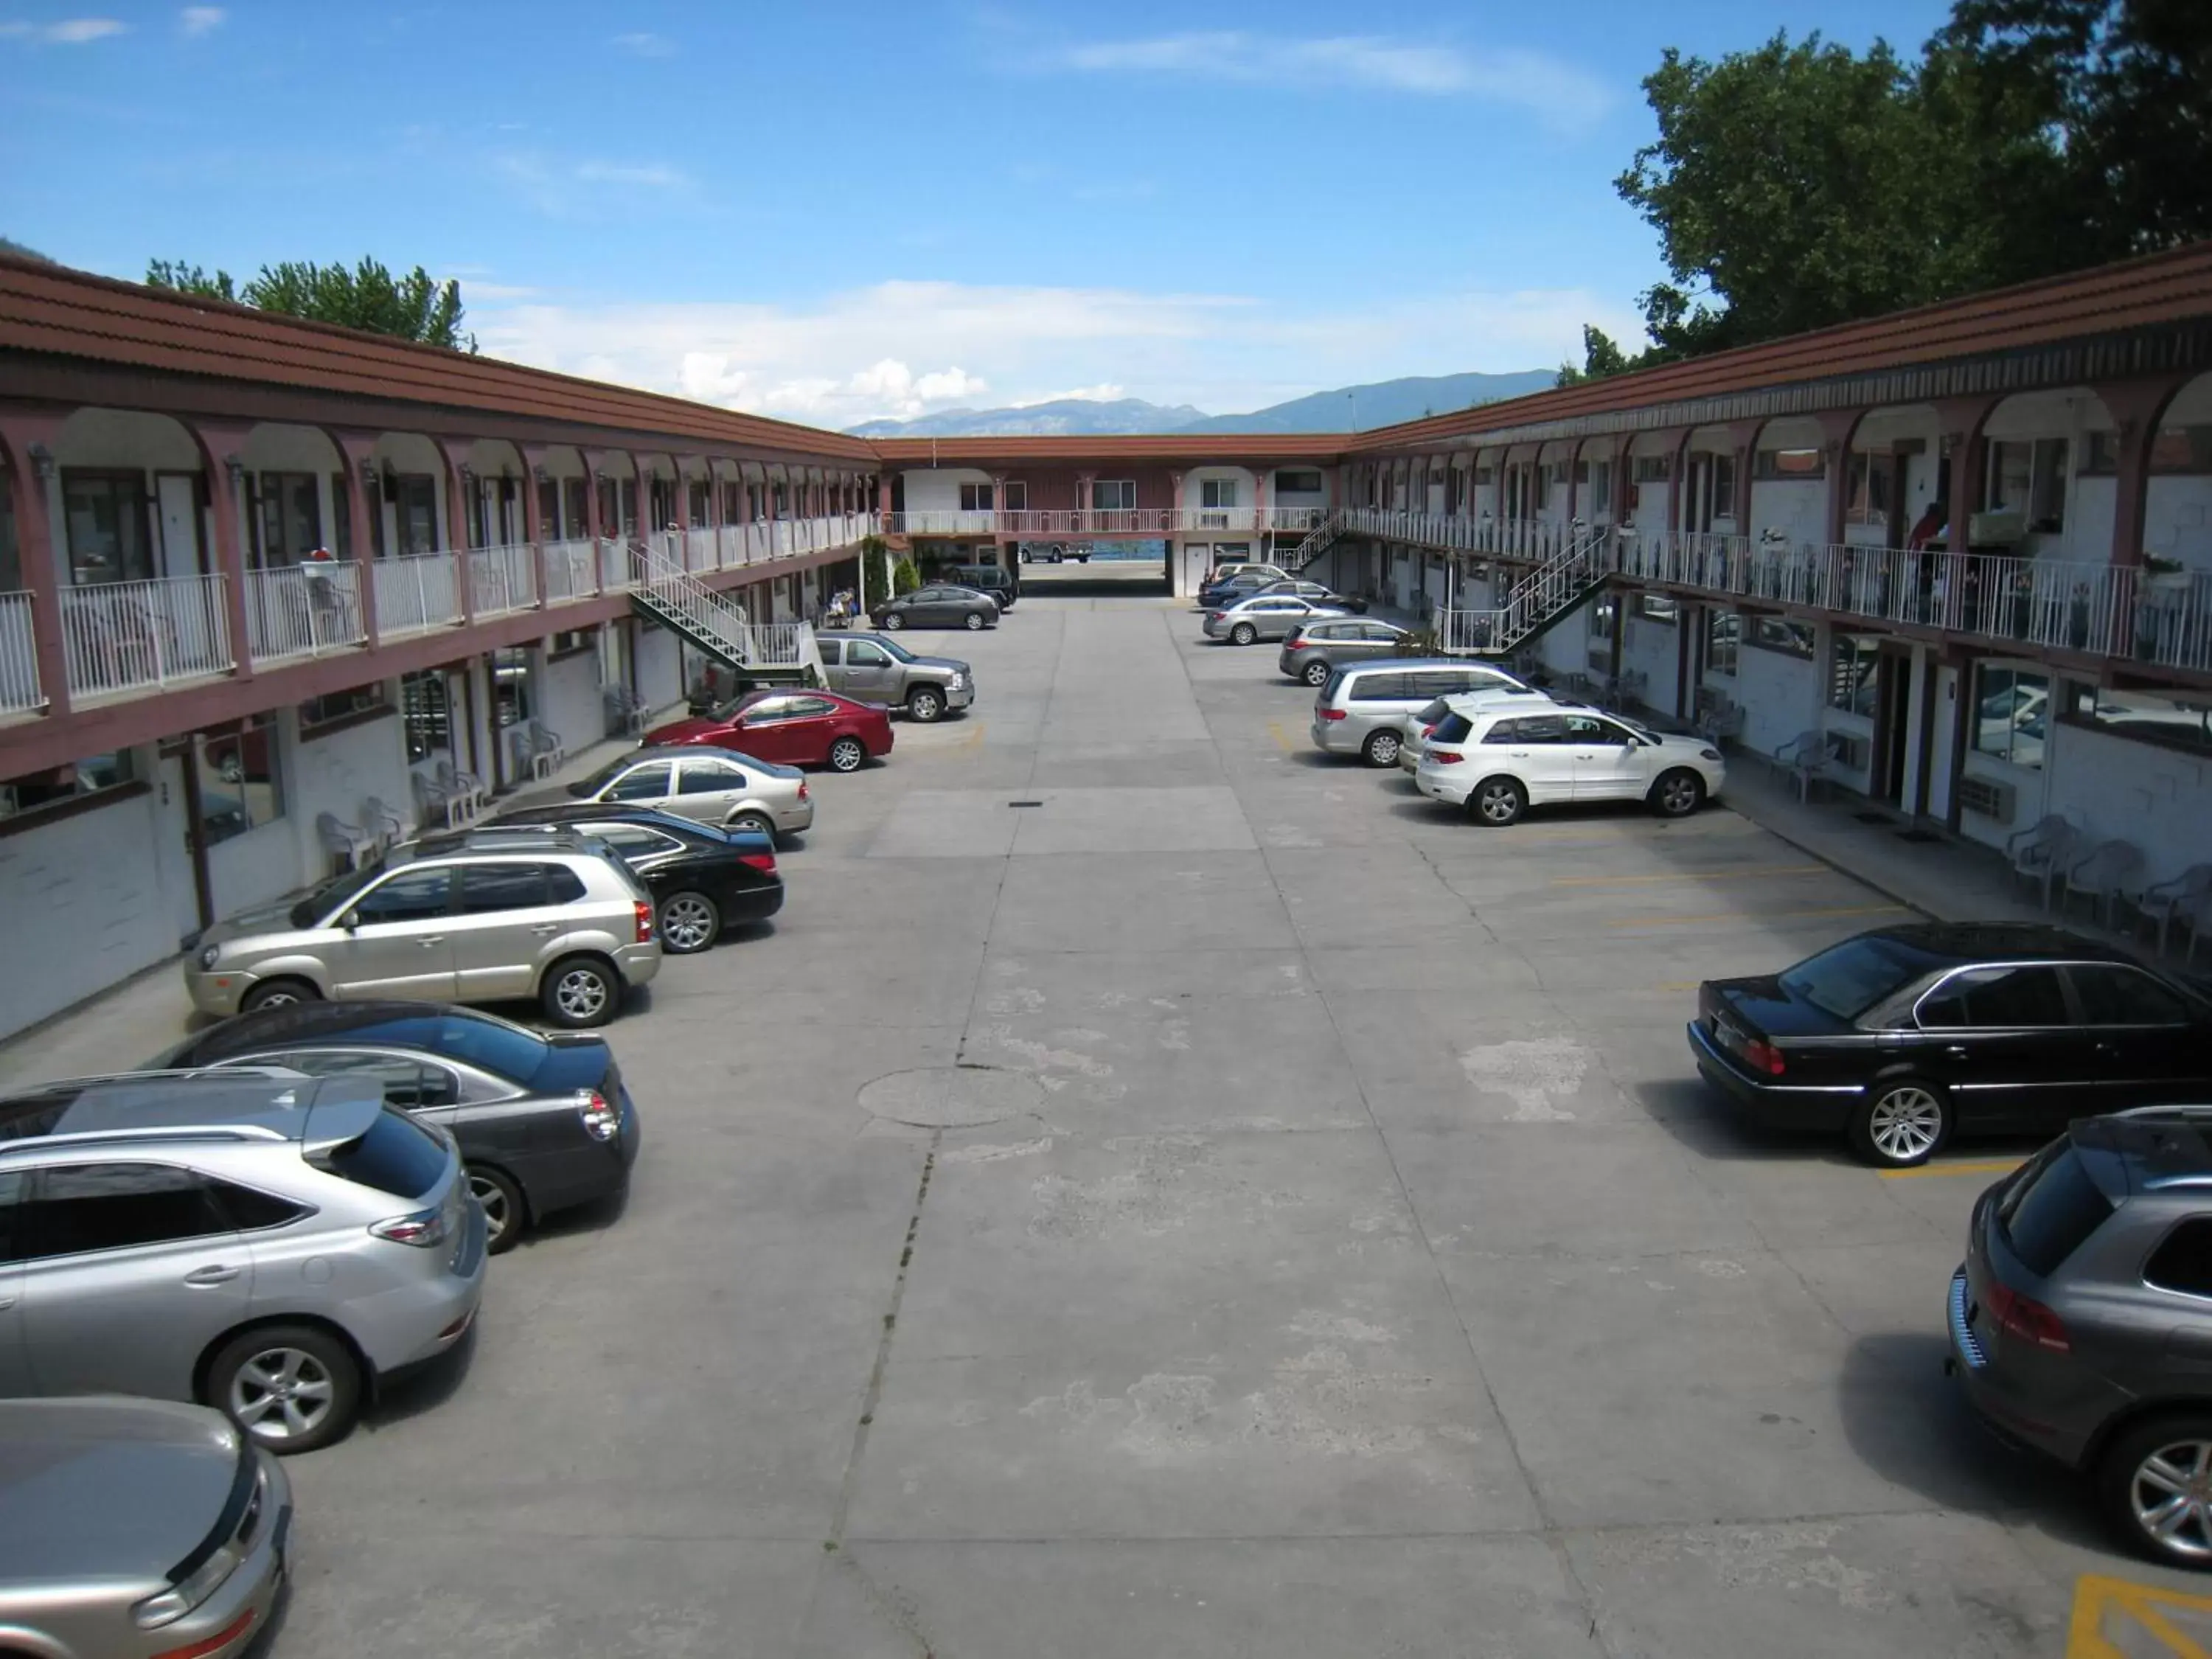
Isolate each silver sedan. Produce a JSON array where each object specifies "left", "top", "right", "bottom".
[{"left": 1203, "top": 594, "right": 1350, "bottom": 645}]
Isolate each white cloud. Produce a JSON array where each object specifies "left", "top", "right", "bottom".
[
  {"left": 1040, "top": 31, "right": 1610, "bottom": 128},
  {"left": 178, "top": 6, "right": 223, "bottom": 36},
  {"left": 574, "top": 161, "right": 688, "bottom": 189},
  {"left": 1019, "top": 383, "right": 1126, "bottom": 406},
  {"left": 611, "top": 32, "right": 672, "bottom": 56},
  {"left": 468, "top": 278, "right": 1644, "bottom": 428},
  {"left": 0, "top": 16, "right": 128, "bottom": 43}
]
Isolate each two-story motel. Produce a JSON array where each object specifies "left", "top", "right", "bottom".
[{"left": 3, "top": 245, "right": 2211, "bottom": 1037}]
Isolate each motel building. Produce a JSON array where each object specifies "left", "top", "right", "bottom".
[{"left": 3, "top": 246, "right": 2212, "bottom": 1040}]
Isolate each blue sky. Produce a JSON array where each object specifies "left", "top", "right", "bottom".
[{"left": 1, "top": 1, "right": 1954, "bottom": 426}]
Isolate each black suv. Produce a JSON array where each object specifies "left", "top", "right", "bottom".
[
  {"left": 945, "top": 563, "right": 1016, "bottom": 608},
  {"left": 1951, "top": 1109, "right": 2212, "bottom": 1568}
]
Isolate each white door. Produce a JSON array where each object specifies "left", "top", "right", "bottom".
[
  {"left": 156, "top": 475, "right": 202, "bottom": 580},
  {"left": 1568, "top": 713, "right": 1651, "bottom": 801}
]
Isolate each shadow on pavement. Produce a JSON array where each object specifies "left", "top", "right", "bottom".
[{"left": 363, "top": 1323, "right": 480, "bottom": 1435}]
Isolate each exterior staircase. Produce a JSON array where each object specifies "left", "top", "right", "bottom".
[
  {"left": 1279, "top": 510, "right": 1344, "bottom": 573},
  {"left": 1436, "top": 524, "right": 1617, "bottom": 658},
  {"left": 625, "top": 540, "right": 823, "bottom": 687}
]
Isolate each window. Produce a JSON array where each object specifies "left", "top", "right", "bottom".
[
  {"left": 549, "top": 628, "right": 593, "bottom": 659},
  {"left": 1753, "top": 448, "right": 1826, "bottom": 480},
  {"left": 1534, "top": 466, "right": 1552, "bottom": 511},
  {"left": 1, "top": 750, "right": 138, "bottom": 824},
  {"left": 1093, "top": 480, "right": 1136, "bottom": 512},
  {"left": 1277, "top": 470, "right": 1324, "bottom": 495},
  {"left": 209, "top": 1179, "right": 306, "bottom": 1231},
  {"left": 1780, "top": 933, "right": 1938, "bottom": 1021},
  {"left": 1828, "top": 635, "right": 1880, "bottom": 714},
  {"left": 2147, "top": 1221, "right": 2212, "bottom": 1298},
  {"left": 1846, "top": 452, "right": 1896, "bottom": 524},
  {"left": 1997, "top": 1141, "right": 2112, "bottom": 1276},
  {"left": 596, "top": 824, "right": 685, "bottom": 858},
  {"left": 2059, "top": 684, "right": 2212, "bottom": 757},
  {"left": 401, "top": 669, "right": 451, "bottom": 762},
  {"left": 1587, "top": 460, "right": 1611, "bottom": 514},
  {"left": 300, "top": 684, "right": 390, "bottom": 733},
  {"left": 1916, "top": 964, "right": 2069, "bottom": 1029},
  {"left": 351, "top": 867, "right": 453, "bottom": 925},
  {"left": 200, "top": 712, "right": 283, "bottom": 844},
  {"left": 1563, "top": 714, "right": 1624, "bottom": 744},
  {"left": 2081, "top": 431, "right": 2121, "bottom": 476},
  {"left": 1971, "top": 665, "right": 2048, "bottom": 769},
  {"left": 1705, "top": 610, "right": 1739, "bottom": 677},
  {"left": 2150, "top": 427, "right": 2212, "bottom": 474},
  {"left": 394, "top": 473, "right": 439, "bottom": 555},
  {"left": 1632, "top": 455, "right": 1671, "bottom": 483},
  {"left": 605, "top": 762, "right": 672, "bottom": 801},
  {"left": 1589, "top": 594, "right": 1616, "bottom": 642},
  {"left": 789, "top": 697, "right": 837, "bottom": 717},
  {"left": 958, "top": 483, "right": 994, "bottom": 512},
  {"left": 2066, "top": 964, "right": 2197, "bottom": 1026},
  {"left": 459, "top": 863, "right": 551, "bottom": 913},
  {"left": 254, "top": 472, "right": 322, "bottom": 565},
  {"left": 1483, "top": 718, "right": 1529, "bottom": 744},
  {"left": 1710, "top": 453, "right": 1738, "bottom": 517},
  {"left": 1985, "top": 439, "right": 2069, "bottom": 531},
  {"left": 1638, "top": 594, "right": 1678, "bottom": 624},
  {"left": 23, "top": 1164, "right": 233, "bottom": 1259},
  {"left": 60, "top": 471, "right": 153, "bottom": 585},
  {"left": 492, "top": 647, "right": 532, "bottom": 731},
  {"left": 314, "top": 1107, "right": 449, "bottom": 1199},
  {"left": 1200, "top": 479, "right": 1239, "bottom": 509},
  {"left": 678, "top": 760, "right": 744, "bottom": 793},
  {"left": 1001, "top": 481, "right": 1026, "bottom": 512},
  {"left": 1348, "top": 672, "right": 1411, "bottom": 702},
  {"left": 264, "top": 1051, "right": 460, "bottom": 1110}
]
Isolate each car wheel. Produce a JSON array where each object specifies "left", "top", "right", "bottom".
[
  {"left": 1848, "top": 1079, "right": 1951, "bottom": 1167},
  {"left": 964, "top": 611, "right": 986, "bottom": 631},
  {"left": 1470, "top": 776, "right": 1527, "bottom": 827},
  {"left": 542, "top": 955, "right": 620, "bottom": 1029},
  {"left": 1362, "top": 729, "right": 1402, "bottom": 768},
  {"left": 828, "top": 736, "right": 867, "bottom": 772},
  {"left": 907, "top": 686, "right": 945, "bottom": 723},
  {"left": 468, "top": 1164, "right": 529, "bottom": 1255},
  {"left": 883, "top": 613, "right": 905, "bottom": 630},
  {"left": 725, "top": 810, "right": 775, "bottom": 841},
  {"left": 240, "top": 978, "right": 320, "bottom": 1013},
  {"left": 658, "top": 890, "right": 721, "bottom": 955},
  {"left": 1301, "top": 658, "right": 1332, "bottom": 687},
  {"left": 206, "top": 1324, "right": 362, "bottom": 1454},
  {"left": 1231, "top": 622, "right": 1259, "bottom": 646},
  {"left": 2100, "top": 1416, "right": 2212, "bottom": 1568},
  {"left": 1651, "top": 768, "right": 1707, "bottom": 818}
]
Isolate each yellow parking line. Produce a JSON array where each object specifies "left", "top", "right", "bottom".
[
  {"left": 953, "top": 720, "right": 987, "bottom": 752},
  {"left": 1880, "top": 1158, "right": 2023, "bottom": 1180},
  {"left": 1552, "top": 865, "right": 1828, "bottom": 888},
  {"left": 1267, "top": 720, "right": 1296, "bottom": 753},
  {"left": 1605, "top": 902, "right": 1908, "bottom": 930}
]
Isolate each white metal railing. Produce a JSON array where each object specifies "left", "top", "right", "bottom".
[
  {"left": 60, "top": 571, "right": 232, "bottom": 699},
  {"left": 1267, "top": 506, "right": 1329, "bottom": 532},
  {"left": 1434, "top": 608, "right": 1509, "bottom": 654},
  {"left": 542, "top": 539, "right": 601, "bottom": 604},
  {"left": 243, "top": 561, "right": 367, "bottom": 664},
  {"left": 685, "top": 527, "right": 717, "bottom": 572},
  {"left": 0, "top": 590, "right": 44, "bottom": 714},
  {"left": 597, "top": 537, "right": 633, "bottom": 594},
  {"left": 630, "top": 540, "right": 821, "bottom": 676},
  {"left": 468, "top": 543, "right": 537, "bottom": 616},
  {"left": 372, "top": 550, "right": 462, "bottom": 636}
]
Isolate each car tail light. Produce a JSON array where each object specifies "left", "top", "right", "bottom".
[
  {"left": 1428, "top": 750, "right": 1464, "bottom": 765},
  {"left": 1983, "top": 1281, "right": 2072, "bottom": 1352},
  {"left": 577, "top": 1088, "right": 620, "bottom": 1142},
  {"left": 1320, "top": 707, "right": 1347, "bottom": 721},
  {"left": 739, "top": 851, "right": 776, "bottom": 872},
  {"left": 369, "top": 1206, "right": 449, "bottom": 1248},
  {"left": 634, "top": 900, "right": 655, "bottom": 943},
  {"left": 1209, "top": 611, "right": 1226, "bottom": 622},
  {"left": 1419, "top": 723, "right": 1439, "bottom": 737},
  {"left": 797, "top": 780, "right": 810, "bottom": 800},
  {"left": 1740, "top": 1037, "right": 1787, "bottom": 1077}
]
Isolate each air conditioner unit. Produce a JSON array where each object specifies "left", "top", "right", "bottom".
[
  {"left": 1831, "top": 733, "right": 1871, "bottom": 773},
  {"left": 1958, "top": 775, "right": 2016, "bottom": 824}
]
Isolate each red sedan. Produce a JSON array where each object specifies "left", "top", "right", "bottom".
[{"left": 644, "top": 689, "right": 894, "bottom": 773}]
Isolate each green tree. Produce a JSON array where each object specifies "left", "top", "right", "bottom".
[
  {"left": 1556, "top": 324, "right": 1637, "bottom": 388},
  {"left": 146, "top": 254, "right": 474, "bottom": 350}
]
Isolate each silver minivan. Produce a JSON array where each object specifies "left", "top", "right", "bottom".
[
  {"left": 1310, "top": 658, "right": 1530, "bottom": 767},
  {"left": 187, "top": 830, "right": 662, "bottom": 1029},
  {"left": 0, "top": 1071, "right": 486, "bottom": 1453}
]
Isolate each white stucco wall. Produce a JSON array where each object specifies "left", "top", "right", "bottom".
[
  {"left": 636, "top": 619, "right": 684, "bottom": 709},
  {"left": 2045, "top": 720, "right": 2211, "bottom": 885},
  {"left": 1748, "top": 479, "right": 1826, "bottom": 545},
  {"left": 900, "top": 469, "right": 992, "bottom": 512},
  {"left": 1619, "top": 610, "right": 1680, "bottom": 714},
  {"left": 1721, "top": 638, "right": 1821, "bottom": 759},
  {"left": 2146, "top": 476, "right": 2212, "bottom": 571},
  {"left": 289, "top": 706, "right": 417, "bottom": 852},
  {"left": 538, "top": 644, "right": 608, "bottom": 754}
]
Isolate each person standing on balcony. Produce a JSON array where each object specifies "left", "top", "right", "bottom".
[{"left": 302, "top": 543, "right": 344, "bottom": 640}]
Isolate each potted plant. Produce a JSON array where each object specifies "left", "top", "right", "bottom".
[{"left": 2143, "top": 554, "right": 2190, "bottom": 590}]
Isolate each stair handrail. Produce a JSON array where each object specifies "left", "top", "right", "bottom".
[{"left": 1282, "top": 507, "right": 1343, "bottom": 571}]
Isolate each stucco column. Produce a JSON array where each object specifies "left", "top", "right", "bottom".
[
  {"left": 0, "top": 409, "right": 74, "bottom": 718},
  {"left": 2093, "top": 375, "right": 2191, "bottom": 568},
  {"left": 184, "top": 418, "right": 259, "bottom": 684},
  {"left": 518, "top": 445, "right": 549, "bottom": 608},
  {"left": 1252, "top": 467, "right": 1270, "bottom": 540},
  {"left": 1813, "top": 410, "right": 1868, "bottom": 547},
  {"left": 428, "top": 437, "right": 476, "bottom": 622},
  {"left": 1933, "top": 397, "right": 1999, "bottom": 553}
]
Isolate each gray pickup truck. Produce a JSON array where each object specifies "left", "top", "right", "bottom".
[{"left": 816, "top": 632, "right": 975, "bottom": 723}]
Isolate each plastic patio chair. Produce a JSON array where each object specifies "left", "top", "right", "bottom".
[
  {"left": 2006, "top": 815, "right": 2083, "bottom": 910},
  {"left": 523, "top": 720, "right": 566, "bottom": 779},
  {"left": 411, "top": 770, "right": 466, "bottom": 832},
  {"left": 2059, "top": 839, "right": 2146, "bottom": 928},
  {"left": 1775, "top": 731, "right": 1838, "bottom": 803},
  {"left": 2134, "top": 863, "right": 2212, "bottom": 956},
  {"left": 316, "top": 810, "right": 375, "bottom": 872},
  {"left": 435, "top": 759, "right": 487, "bottom": 822},
  {"left": 361, "top": 795, "right": 406, "bottom": 855}
]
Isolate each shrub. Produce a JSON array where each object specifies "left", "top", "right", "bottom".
[{"left": 892, "top": 557, "right": 922, "bottom": 595}]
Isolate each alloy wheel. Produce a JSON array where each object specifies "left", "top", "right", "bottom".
[
  {"left": 229, "top": 1346, "right": 336, "bottom": 1444},
  {"left": 660, "top": 893, "right": 717, "bottom": 953},
  {"left": 1478, "top": 782, "right": 1522, "bottom": 824},
  {"left": 1867, "top": 1087, "right": 1944, "bottom": 1162},
  {"left": 910, "top": 689, "right": 944, "bottom": 722},
  {"left": 830, "top": 738, "right": 865, "bottom": 772},
  {"left": 1304, "top": 660, "right": 1330, "bottom": 686},
  {"left": 2130, "top": 1441, "right": 2212, "bottom": 1559},
  {"left": 469, "top": 1171, "right": 515, "bottom": 1245},
  {"left": 1368, "top": 732, "right": 1400, "bottom": 767},
  {"left": 555, "top": 967, "right": 610, "bottom": 1021},
  {"left": 1658, "top": 773, "right": 1703, "bottom": 815}
]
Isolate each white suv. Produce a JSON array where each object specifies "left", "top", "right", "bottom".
[
  {"left": 1399, "top": 688, "right": 1562, "bottom": 773},
  {"left": 1413, "top": 706, "right": 1727, "bottom": 827}
]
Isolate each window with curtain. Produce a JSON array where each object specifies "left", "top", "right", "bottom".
[
  {"left": 60, "top": 472, "right": 153, "bottom": 585},
  {"left": 254, "top": 472, "right": 322, "bottom": 566},
  {"left": 395, "top": 475, "right": 439, "bottom": 555}
]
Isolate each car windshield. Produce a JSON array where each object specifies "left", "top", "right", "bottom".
[
  {"left": 291, "top": 863, "right": 383, "bottom": 928},
  {"left": 709, "top": 689, "right": 775, "bottom": 721},
  {"left": 1778, "top": 934, "right": 1936, "bottom": 1021},
  {"left": 1996, "top": 1141, "right": 2114, "bottom": 1276}
]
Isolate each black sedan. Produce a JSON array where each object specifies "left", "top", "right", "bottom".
[
  {"left": 870, "top": 585, "right": 998, "bottom": 632},
  {"left": 1688, "top": 922, "right": 2212, "bottom": 1167},
  {"left": 156, "top": 1001, "right": 641, "bottom": 1251},
  {"left": 487, "top": 803, "right": 782, "bottom": 953}
]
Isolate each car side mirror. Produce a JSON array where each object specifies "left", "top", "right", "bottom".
[{"left": 340, "top": 910, "right": 361, "bottom": 931}]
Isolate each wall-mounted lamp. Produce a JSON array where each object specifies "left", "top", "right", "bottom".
[
  {"left": 592, "top": 467, "right": 608, "bottom": 484},
  {"left": 223, "top": 453, "right": 245, "bottom": 487},
  {"left": 358, "top": 457, "right": 379, "bottom": 493},
  {"left": 459, "top": 464, "right": 476, "bottom": 484},
  {"left": 25, "top": 442, "right": 54, "bottom": 481},
  {"left": 532, "top": 464, "right": 552, "bottom": 484}
]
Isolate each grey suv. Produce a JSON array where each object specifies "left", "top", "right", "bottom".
[
  {"left": 0, "top": 1071, "right": 486, "bottom": 1453},
  {"left": 187, "top": 830, "right": 663, "bottom": 1029},
  {"left": 818, "top": 632, "right": 975, "bottom": 722},
  {"left": 1279, "top": 618, "right": 1411, "bottom": 686},
  {"left": 1950, "top": 1108, "right": 2212, "bottom": 1567}
]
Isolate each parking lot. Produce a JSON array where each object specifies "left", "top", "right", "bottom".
[{"left": 9, "top": 594, "right": 2196, "bottom": 1655}]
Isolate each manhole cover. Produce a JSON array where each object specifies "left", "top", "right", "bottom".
[{"left": 857, "top": 1065, "right": 1044, "bottom": 1129}]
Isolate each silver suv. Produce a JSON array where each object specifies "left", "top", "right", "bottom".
[
  {"left": 187, "top": 829, "right": 662, "bottom": 1029},
  {"left": 1310, "top": 658, "right": 1530, "bottom": 767},
  {"left": 817, "top": 632, "right": 974, "bottom": 723},
  {"left": 0, "top": 1071, "right": 486, "bottom": 1453}
]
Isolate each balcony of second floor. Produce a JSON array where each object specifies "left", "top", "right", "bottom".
[{"left": 880, "top": 506, "right": 1330, "bottom": 538}]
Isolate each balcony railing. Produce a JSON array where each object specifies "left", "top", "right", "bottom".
[
  {"left": 0, "top": 591, "right": 44, "bottom": 716},
  {"left": 244, "top": 561, "right": 367, "bottom": 666},
  {"left": 884, "top": 508, "right": 1298, "bottom": 538},
  {"left": 468, "top": 543, "right": 537, "bottom": 617},
  {"left": 60, "top": 572, "right": 232, "bottom": 700},
  {"left": 374, "top": 550, "right": 463, "bottom": 638},
  {"left": 542, "top": 539, "right": 601, "bottom": 605}
]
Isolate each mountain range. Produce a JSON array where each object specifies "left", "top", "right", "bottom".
[{"left": 844, "top": 369, "right": 1554, "bottom": 439}]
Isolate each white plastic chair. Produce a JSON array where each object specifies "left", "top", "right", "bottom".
[
  {"left": 2060, "top": 840, "right": 2145, "bottom": 928},
  {"left": 435, "top": 759, "right": 487, "bottom": 822},
  {"left": 412, "top": 771, "right": 466, "bottom": 832},
  {"left": 522, "top": 720, "right": 566, "bottom": 780},
  {"left": 2006, "top": 815, "right": 2082, "bottom": 910},
  {"left": 2134, "top": 863, "right": 2212, "bottom": 956},
  {"left": 1775, "top": 731, "right": 1837, "bottom": 803},
  {"left": 316, "top": 811, "right": 375, "bottom": 872},
  {"left": 361, "top": 796, "right": 406, "bottom": 855}
]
